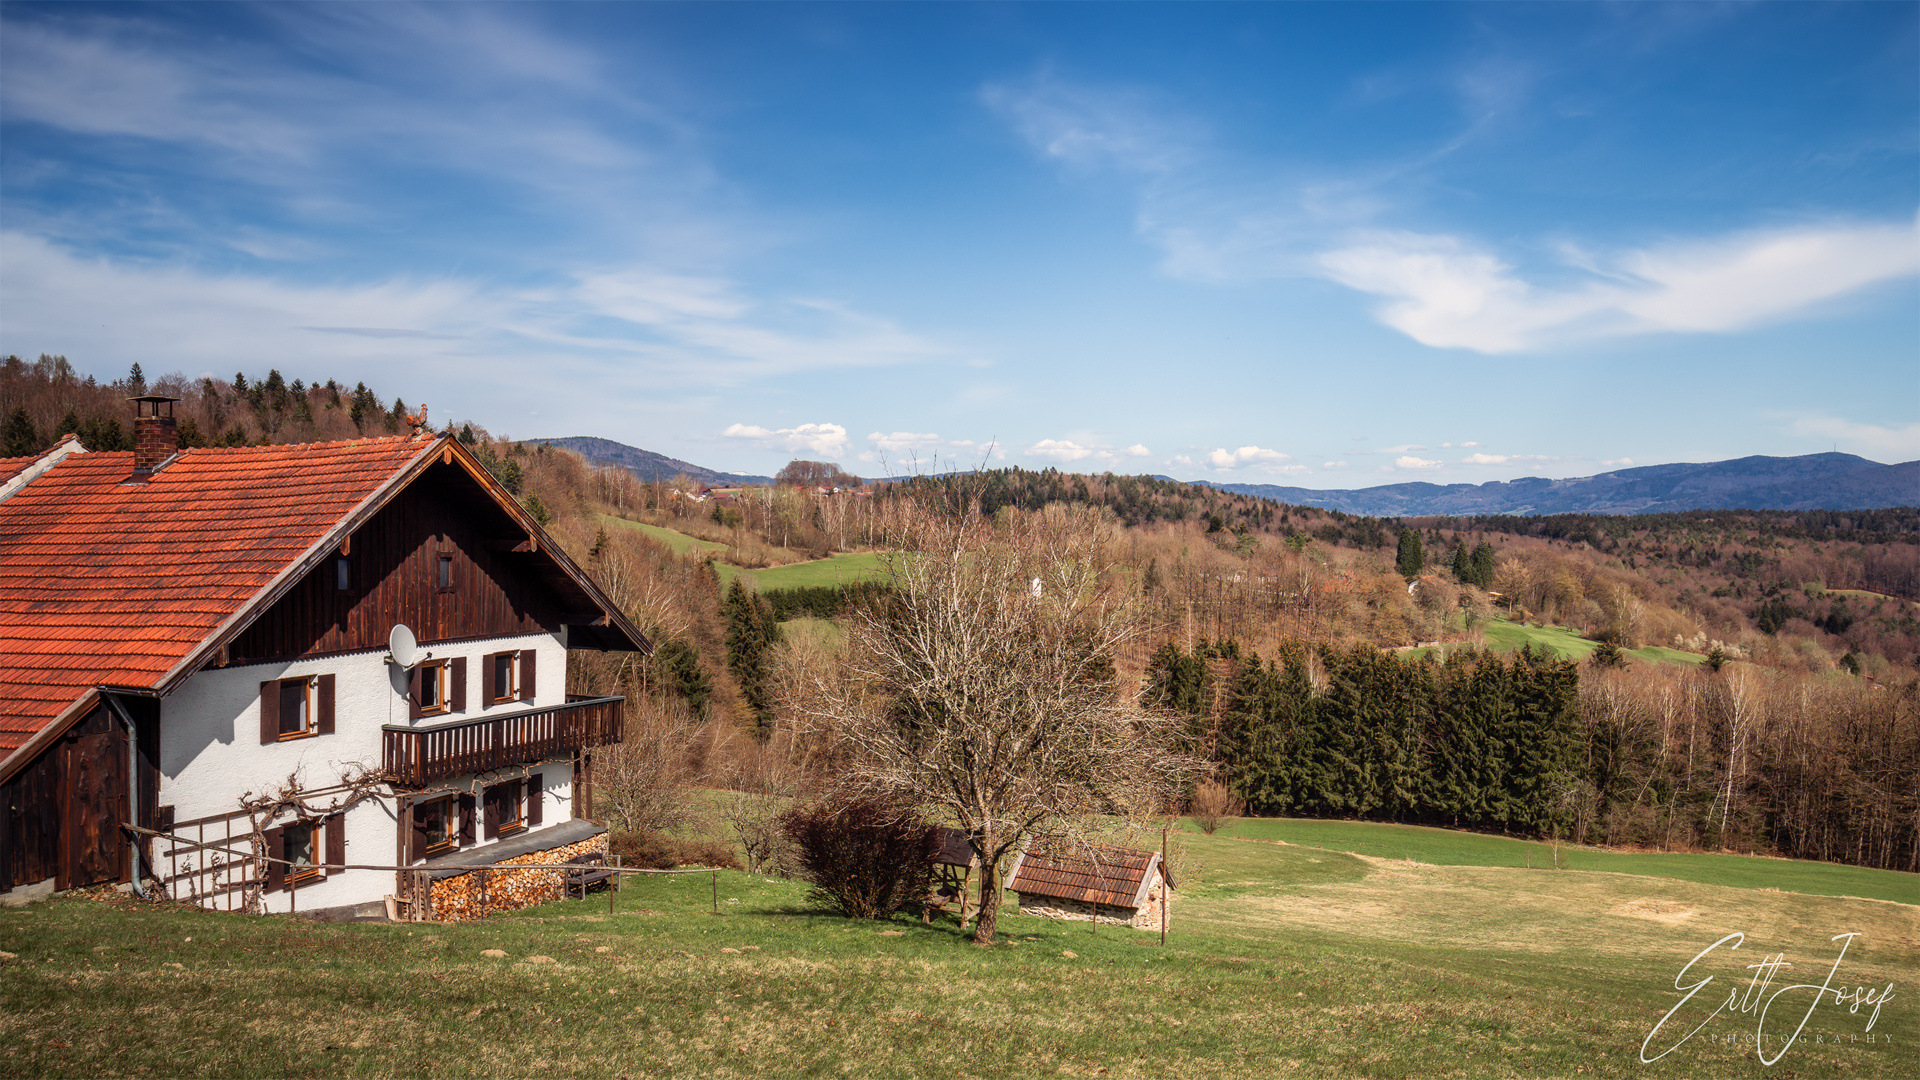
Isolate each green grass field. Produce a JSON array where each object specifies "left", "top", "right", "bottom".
[
  {"left": 2, "top": 818, "right": 1911, "bottom": 1078},
  {"left": 1479, "top": 618, "right": 1704, "bottom": 667},
  {"left": 1183, "top": 817, "right": 1918, "bottom": 904},
  {"left": 599, "top": 515, "right": 728, "bottom": 556}
]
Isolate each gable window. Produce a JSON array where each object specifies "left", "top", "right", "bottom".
[
  {"left": 409, "top": 656, "right": 467, "bottom": 719},
  {"left": 436, "top": 552, "right": 454, "bottom": 591},
  {"left": 334, "top": 556, "right": 352, "bottom": 591},
  {"left": 258, "top": 674, "right": 335, "bottom": 745}
]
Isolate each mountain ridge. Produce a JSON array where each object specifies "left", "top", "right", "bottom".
[{"left": 538, "top": 435, "right": 1916, "bottom": 515}]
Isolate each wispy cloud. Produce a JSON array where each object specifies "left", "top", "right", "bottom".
[
  {"left": 1787, "top": 415, "right": 1920, "bottom": 461},
  {"left": 1320, "top": 219, "right": 1920, "bottom": 353},
  {"left": 1170, "top": 445, "right": 1306, "bottom": 476}
]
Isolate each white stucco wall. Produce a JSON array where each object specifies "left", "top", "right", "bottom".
[{"left": 157, "top": 631, "right": 580, "bottom": 914}]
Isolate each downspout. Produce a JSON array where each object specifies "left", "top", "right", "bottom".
[{"left": 100, "top": 692, "right": 149, "bottom": 898}]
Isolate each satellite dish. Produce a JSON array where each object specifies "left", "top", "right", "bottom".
[{"left": 388, "top": 624, "right": 420, "bottom": 668}]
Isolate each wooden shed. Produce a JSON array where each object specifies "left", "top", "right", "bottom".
[{"left": 1005, "top": 844, "right": 1173, "bottom": 930}]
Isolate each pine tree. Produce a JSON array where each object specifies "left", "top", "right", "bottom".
[
  {"left": 723, "top": 578, "right": 780, "bottom": 738},
  {"left": 1396, "top": 528, "right": 1425, "bottom": 580},
  {"left": 1450, "top": 541, "right": 1471, "bottom": 583},
  {"left": 126, "top": 362, "right": 146, "bottom": 395},
  {"left": 1470, "top": 540, "right": 1496, "bottom": 589},
  {"left": 2, "top": 406, "right": 37, "bottom": 456}
]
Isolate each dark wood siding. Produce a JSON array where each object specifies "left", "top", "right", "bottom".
[
  {"left": 227, "top": 462, "right": 575, "bottom": 662},
  {"left": 0, "top": 700, "right": 156, "bottom": 895}
]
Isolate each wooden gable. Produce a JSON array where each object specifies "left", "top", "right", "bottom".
[{"left": 227, "top": 457, "right": 607, "bottom": 662}]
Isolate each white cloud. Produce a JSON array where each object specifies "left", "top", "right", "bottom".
[
  {"left": 1323, "top": 461, "right": 1349, "bottom": 469},
  {"left": 1788, "top": 416, "right": 1920, "bottom": 460},
  {"left": 1379, "top": 444, "right": 1427, "bottom": 454},
  {"left": 866, "top": 431, "right": 944, "bottom": 453},
  {"left": 1396, "top": 455, "right": 1443, "bottom": 470},
  {"left": 1319, "top": 218, "right": 1920, "bottom": 353},
  {"left": 721, "top": 422, "right": 850, "bottom": 458},
  {"left": 1463, "top": 453, "right": 1509, "bottom": 465},
  {"left": 1601, "top": 457, "right": 1636, "bottom": 468},
  {"left": 1203, "top": 445, "right": 1291, "bottom": 470},
  {"left": 1124, "top": 444, "right": 1152, "bottom": 457},
  {"left": 1027, "top": 439, "right": 1097, "bottom": 462},
  {"left": 1462, "top": 441, "right": 1480, "bottom": 448}
]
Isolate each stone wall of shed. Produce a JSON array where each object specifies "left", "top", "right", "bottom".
[{"left": 1015, "top": 882, "right": 1168, "bottom": 930}]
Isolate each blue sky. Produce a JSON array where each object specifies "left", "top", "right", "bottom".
[{"left": 2, "top": 2, "right": 1915, "bottom": 486}]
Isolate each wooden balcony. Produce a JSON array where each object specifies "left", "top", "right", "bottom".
[{"left": 383, "top": 696, "right": 623, "bottom": 787}]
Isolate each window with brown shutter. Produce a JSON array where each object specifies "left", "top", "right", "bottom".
[
  {"left": 411, "top": 661, "right": 449, "bottom": 717},
  {"left": 526, "top": 773, "right": 543, "bottom": 827},
  {"left": 519, "top": 650, "right": 536, "bottom": 702},
  {"left": 484, "top": 780, "right": 523, "bottom": 839},
  {"left": 325, "top": 812, "right": 345, "bottom": 873},
  {"left": 265, "top": 827, "right": 286, "bottom": 892},
  {"left": 284, "top": 822, "right": 319, "bottom": 885},
  {"left": 486, "top": 651, "right": 518, "bottom": 703},
  {"left": 316, "top": 674, "right": 336, "bottom": 734},
  {"left": 259, "top": 681, "right": 279, "bottom": 744},
  {"left": 459, "top": 794, "right": 476, "bottom": 846},
  {"left": 449, "top": 657, "right": 467, "bottom": 712}
]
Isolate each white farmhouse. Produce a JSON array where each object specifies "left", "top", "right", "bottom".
[{"left": 0, "top": 397, "right": 648, "bottom": 919}]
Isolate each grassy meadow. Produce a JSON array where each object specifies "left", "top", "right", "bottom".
[
  {"left": 2, "top": 820, "right": 1911, "bottom": 1079},
  {"left": 1477, "top": 618, "right": 1705, "bottom": 667}
]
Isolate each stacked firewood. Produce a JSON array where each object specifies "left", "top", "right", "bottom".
[{"left": 427, "top": 835, "right": 608, "bottom": 921}]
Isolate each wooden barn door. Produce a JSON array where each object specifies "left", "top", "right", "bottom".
[{"left": 60, "top": 718, "right": 128, "bottom": 890}]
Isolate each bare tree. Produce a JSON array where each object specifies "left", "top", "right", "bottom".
[{"left": 791, "top": 499, "right": 1196, "bottom": 944}]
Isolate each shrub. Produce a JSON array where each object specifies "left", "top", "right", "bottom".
[
  {"left": 1189, "top": 780, "right": 1245, "bottom": 835},
  {"left": 780, "top": 795, "right": 939, "bottom": 919}
]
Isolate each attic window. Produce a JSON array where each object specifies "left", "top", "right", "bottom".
[
  {"left": 335, "top": 556, "right": 352, "bottom": 591},
  {"left": 437, "top": 553, "right": 453, "bottom": 591}
]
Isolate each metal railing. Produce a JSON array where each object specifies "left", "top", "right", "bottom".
[{"left": 382, "top": 695, "right": 623, "bottom": 786}]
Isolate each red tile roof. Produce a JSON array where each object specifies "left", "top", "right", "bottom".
[
  {"left": 0, "top": 457, "right": 36, "bottom": 485},
  {"left": 0, "top": 437, "right": 433, "bottom": 752},
  {"left": 1006, "top": 844, "right": 1168, "bottom": 909}
]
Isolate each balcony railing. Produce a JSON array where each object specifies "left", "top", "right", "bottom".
[{"left": 383, "top": 696, "right": 624, "bottom": 787}]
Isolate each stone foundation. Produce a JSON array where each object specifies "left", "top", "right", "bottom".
[{"left": 1014, "top": 885, "right": 1168, "bottom": 930}]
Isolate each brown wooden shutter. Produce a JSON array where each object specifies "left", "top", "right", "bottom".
[
  {"left": 316, "top": 674, "right": 336, "bottom": 734},
  {"left": 526, "top": 774, "right": 542, "bottom": 827},
  {"left": 409, "top": 801, "right": 428, "bottom": 864},
  {"left": 408, "top": 666, "right": 424, "bottom": 720},
  {"left": 459, "top": 794, "right": 476, "bottom": 846},
  {"left": 483, "top": 787, "right": 500, "bottom": 840},
  {"left": 481, "top": 652, "right": 499, "bottom": 702},
  {"left": 265, "top": 827, "right": 285, "bottom": 892},
  {"left": 325, "top": 813, "right": 345, "bottom": 874},
  {"left": 519, "top": 651, "right": 536, "bottom": 701},
  {"left": 259, "top": 681, "right": 279, "bottom": 744},
  {"left": 450, "top": 657, "right": 467, "bottom": 712}
]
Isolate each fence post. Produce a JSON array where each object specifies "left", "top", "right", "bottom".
[{"left": 711, "top": 868, "right": 717, "bottom": 915}]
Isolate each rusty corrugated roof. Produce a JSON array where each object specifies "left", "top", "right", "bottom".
[{"left": 1006, "top": 844, "right": 1166, "bottom": 909}]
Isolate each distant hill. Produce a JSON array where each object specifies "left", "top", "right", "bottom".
[
  {"left": 1201, "top": 453, "right": 1919, "bottom": 516},
  {"left": 533, "top": 436, "right": 774, "bottom": 487}
]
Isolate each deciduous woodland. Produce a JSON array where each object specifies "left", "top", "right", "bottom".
[{"left": 6, "top": 356, "right": 1916, "bottom": 874}]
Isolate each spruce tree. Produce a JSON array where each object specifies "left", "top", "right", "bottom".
[
  {"left": 1396, "top": 528, "right": 1425, "bottom": 579},
  {"left": 1470, "top": 541, "right": 1497, "bottom": 589},
  {"left": 2, "top": 406, "right": 37, "bottom": 456},
  {"left": 723, "top": 579, "right": 780, "bottom": 738},
  {"left": 1450, "top": 541, "right": 1471, "bottom": 583}
]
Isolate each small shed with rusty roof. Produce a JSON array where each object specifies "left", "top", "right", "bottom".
[{"left": 1005, "top": 843, "right": 1173, "bottom": 930}]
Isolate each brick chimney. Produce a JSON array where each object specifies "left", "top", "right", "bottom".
[{"left": 130, "top": 395, "right": 180, "bottom": 478}]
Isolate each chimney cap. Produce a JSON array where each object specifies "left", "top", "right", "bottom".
[{"left": 128, "top": 394, "right": 179, "bottom": 420}]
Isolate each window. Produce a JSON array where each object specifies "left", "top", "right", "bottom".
[
  {"left": 258, "top": 674, "right": 334, "bottom": 744},
  {"left": 409, "top": 656, "right": 466, "bottom": 719},
  {"left": 415, "top": 660, "right": 447, "bottom": 715},
  {"left": 284, "top": 822, "right": 319, "bottom": 883},
  {"left": 334, "top": 556, "right": 352, "bottom": 591},
  {"left": 484, "top": 649, "right": 536, "bottom": 704},
  {"left": 484, "top": 780, "right": 524, "bottom": 838},
  {"left": 415, "top": 795, "right": 458, "bottom": 856},
  {"left": 436, "top": 552, "right": 454, "bottom": 591},
  {"left": 278, "top": 679, "right": 310, "bottom": 738},
  {"left": 488, "top": 651, "right": 517, "bottom": 703}
]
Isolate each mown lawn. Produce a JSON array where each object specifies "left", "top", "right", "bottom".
[
  {"left": 2, "top": 821, "right": 1912, "bottom": 1079},
  {"left": 599, "top": 515, "right": 727, "bottom": 556}
]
